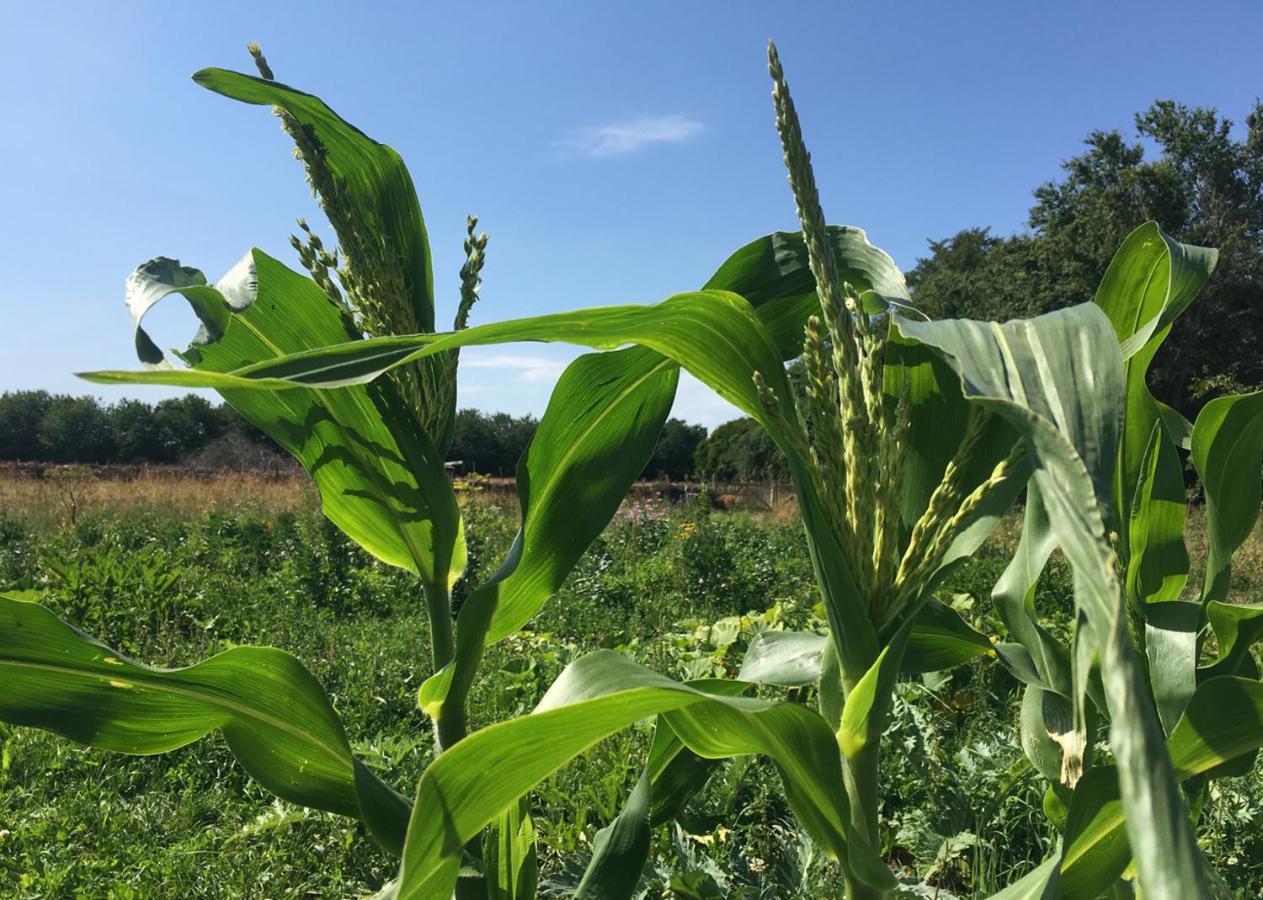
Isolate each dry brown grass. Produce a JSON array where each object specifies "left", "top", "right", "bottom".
[{"left": 0, "top": 466, "right": 319, "bottom": 530}]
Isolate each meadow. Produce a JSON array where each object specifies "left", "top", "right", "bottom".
[{"left": 2, "top": 469, "right": 1261, "bottom": 898}]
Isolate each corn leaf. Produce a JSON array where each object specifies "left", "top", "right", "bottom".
[
  {"left": 195, "top": 68, "right": 435, "bottom": 332},
  {"left": 899, "top": 303, "right": 1208, "bottom": 899},
  {"left": 1060, "top": 676, "right": 1263, "bottom": 896},
  {"left": 738, "top": 631, "right": 828, "bottom": 687},
  {"left": 122, "top": 250, "right": 463, "bottom": 588},
  {"left": 989, "top": 483, "right": 1071, "bottom": 695},
  {"left": 393, "top": 651, "right": 893, "bottom": 899},
  {"left": 0, "top": 593, "right": 411, "bottom": 855},
  {"left": 1191, "top": 389, "right": 1263, "bottom": 604}
]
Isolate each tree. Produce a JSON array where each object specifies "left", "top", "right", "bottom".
[
  {"left": 0, "top": 390, "right": 52, "bottom": 461},
  {"left": 693, "top": 417, "right": 789, "bottom": 482},
  {"left": 152, "top": 395, "right": 224, "bottom": 462},
  {"left": 910, "top": 98, "right": 1263, "bottom": 413},
  {"left": 448, "top": 408, "right": 538, "bottom": 475},
  {"left": 110, "top": 399, "right": 161, "bottom": 463},
  {"left": 642, "top": 418, "right": 705, "bottom": 480},
  {"left": 37, "top": 395, "right": 115, "bottom": 463}
]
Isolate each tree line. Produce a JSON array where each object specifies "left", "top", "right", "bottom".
[{"left": 0, "top": 391, "right": 770, "bottom": 481}]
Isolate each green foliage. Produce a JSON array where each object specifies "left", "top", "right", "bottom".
[
  {"left": 643, "top": 418, "right": 706, "bottom": 481},
  {"left": 910, "top": 99, "right": 1263, "bottom": 413},
  {"left": 449, "top": 409, "right": 539, "bottom": 476},
  {"left": 36, "top": 394, "right": 115, "bottom": 463},
  {"left": 693, "top": 418, "right": 789, "bottom": 482},
  {"left": 0, "top": 389, "right": 279, "bottom": 465},
  {"left": 8, "top": 40, "right": 1263, "bottom": 900}
]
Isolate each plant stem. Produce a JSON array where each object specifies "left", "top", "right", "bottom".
[
  {"left": 422, "top": 579, "right": 467, "bottom": 754},
  {"left": 423, "top": 579, "right": 456, "bottom": 671}
]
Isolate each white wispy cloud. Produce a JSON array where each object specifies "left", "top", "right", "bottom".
[
  {"left": 460, "top": 353, "right": 568, "bottom": 383},
  {"left": 558, "top": 114, "right": 704, "bottom": 158}
]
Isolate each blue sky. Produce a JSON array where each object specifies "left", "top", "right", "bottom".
[{"left": 2, "top": 1, "right": 1260, "bottom": 428}]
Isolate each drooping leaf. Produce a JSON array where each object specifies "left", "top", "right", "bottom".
[
  {"left": 574, "top": 772, "right": 651, "bottom": 900},
  {"left": 899, "top": 304, "right": 1208, "bottom": 899},
  {"left": 0, "top": 593, "right": 410, "bottom": 855},
  {"left": 1202, "top": 601, "right": 1263, "bottom": 676},
  {"left": 393, "top": 651, "right": 893, "bottom": 899},
  {"left": 989, "top": 483, "right": 1071, "bottom": 696},
  {"left": 121, "top": 250, "right": 463, "bottom": 588}
]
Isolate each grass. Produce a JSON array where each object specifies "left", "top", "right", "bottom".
[{"left": 1, "top": 473, "right": 1261, "bottom": 898}]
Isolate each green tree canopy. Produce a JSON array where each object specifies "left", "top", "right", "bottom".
[
  {"left": 641, "top": 418, "right": 705, "bottom": 480},
  {"left": 910, "top": 98, "right": 1263, "bottom": 413},
  {"left": 693, "top": 417, "right": 789, "bottom": 482}
]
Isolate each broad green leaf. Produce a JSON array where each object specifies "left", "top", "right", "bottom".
[
  {"left": 1020, "top": 685, "right": 1074, "bottom": 788},
  {"left": 900, "top": 599, "right": 994, "bottom": 674},
  {"left": 734, "top": 611, "right": 988, "bottom": 686},
  {"left": 1060, "top": 677, "right": 1263, "bottom": 896},
  {"left": 194, "top": 68, "right": 435, "bottom": 332},
  {"left": 1144, "top": 600, "right": 1201, "bottom": 735},
  {"left": 738, "top": 631, "right": 827, "bottom": 687},
  {"left": 1094, "top": 221, "right": 1217, "bottom": 366},
  {"left": 884, "top": 338, "right": 1018, "bottom": 540},
  {"left": 1191, "top": 390, "right": 1263, "bottom": 603},
  {"left": 423, "top": 347, "right": 676, "bottom": 741},
  {"left": 987, "top": 852, "right": 1060, "bottom": 899},
  {"left": 0, "top": 593, "right": 410, "bottom": 855},
  {"left": 84, "top": 291, "right": 788, "bottom": 425},
  {"left": 1202, "top": 601, "right": 1263, "bottom": 676},
  {"left": 899, "top": 304, "right": 1207, "bottom": 899},
  {"left": 487, "top": 347, "right": 678, "bottom": 645},
  {"left": 704, "top": 225, "right": 910, "bottom": 358},
  {"left": 838, "top": 635, "right": 906, "bottom": 762},
  {"left": 1094, "top": 223, "right": 1211, "bottom": 604},
  {"left": 121, "top": 250, "right": 463, "bottom": 588},
  {"left": 1132, "top": 423, "right": 1196, "bottom": 733},
  {"left": 574, "top": 772, "right": 651, "bottom": 900},
  {"left": 393, "top": 651, "right": 893, "bottom": 899}
]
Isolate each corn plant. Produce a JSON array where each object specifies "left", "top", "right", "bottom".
[
  {"left": 979, "top": 222, "right": 1263, "bottom": 897},
  {"left": 0, "top": 43, "right": 909, "bottom": 898},
  {"left": 6, "top": 40, "right": 1262, "bottom": 899}
]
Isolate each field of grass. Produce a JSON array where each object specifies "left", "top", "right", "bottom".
[{"left": 1, "top": 470, "right": 1261, "bottom": 898}]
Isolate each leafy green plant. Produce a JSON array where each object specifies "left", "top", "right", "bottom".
[
  {"left": 976, "top": 222, "right": 1263, "bottom": 897},
  {"left": 0, "top": 41, "right": 893, "bottom": 899},
  {"left": 6, "top": 40, "right": 1263, "bottom": 900}
]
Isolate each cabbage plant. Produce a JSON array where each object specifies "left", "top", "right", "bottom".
[{"left": 4, "top": 41, "right": 1262, "bottom": 900}]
